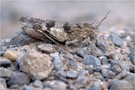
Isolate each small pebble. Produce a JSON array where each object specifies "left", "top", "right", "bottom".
[
  {"left": 66, "top": 70, "right": 78, "bottom": 78},
  {"left": 0, "top": 67, "right": 13, "bottom": 78},
  {"left": 110, "top": 33, "right": 124, "bottom": 46},
  {"left": 83, "top": 55, "right": 101, "bottom": 67},
  {"left": 3, "top": 50, "right": 17, "bottom": 62},
  {"left": 8, "top": 72, "right": 30, "bottom": 86},
  {"left": 33, "top": 80, "right": 43, "bottom": 88}
]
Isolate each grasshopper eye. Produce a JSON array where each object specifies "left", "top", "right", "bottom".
[
  {"left": 46, "top": 20, "right": 55, "bottom": 29},
  {"left": 33, "top": 24, "right": 42, "bottom": 30},
  {"left": 63, "top": 22, "right": 71, "bottom": 32}
]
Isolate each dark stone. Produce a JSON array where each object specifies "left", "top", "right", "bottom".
[
  {"left": 0, "top": 57, "right": 11, "bottom": 67},
  {"left": 129, "top": 65, "right": 135, "bottom": 73},
  {"left": 46, "top": 20, "right": 55, "bottom": 29},
  {"left": 10, "top": 31, "right": 38, "bottom": 46},
  {"left": 110, "top": 33, "right": 124, "bottom": 46},
  {"left": 8, "top": 72, "right": 30, "bottom": 86},
  {"left": 0, "top": 51, "right": 5, "bottom": 56},
  {"left": 63, "top": 22, "right": 71, "bottom": 32}
]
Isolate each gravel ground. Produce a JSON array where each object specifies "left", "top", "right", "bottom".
[{"left": 0, "top": 19, "right": 135, "bottom": 90}]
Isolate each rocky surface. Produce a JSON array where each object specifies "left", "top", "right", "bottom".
[{"left": 0, "top": 18, "right": 135, "bottom": 90}]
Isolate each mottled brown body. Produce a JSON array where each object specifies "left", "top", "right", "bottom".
[{"left": 20, "top": 17, "right": 99, "bottom": 45}]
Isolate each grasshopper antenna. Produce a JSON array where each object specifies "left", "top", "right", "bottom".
[{"left": 97, "top": 10, "right": 111, "bottom": 28}]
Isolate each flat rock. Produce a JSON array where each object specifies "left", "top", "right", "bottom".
[
  {"left": 83, "top": 55, "right": 101, "bottom": 67},
  {"left": 111, "top": 64, "right": 122, "bottom": 75},
  {"left": 88, "top": 80, "right": 102, "bottom": 90},
  {"left": 96, "top": 36, "right": 107, "bottom": 52},
  {"left": 0, "top": 67, "right": 13, "bottom": 78},
  {"left": 44, "top": 80, "right": 67, "bottom": 90},
  {"left": 110, "top": 79, "right": 133, "bottom": 90},
  {"left": 3, "top": 50, "right": 17, "bottom": 62},
  {"left": 10, "top": 31, "right": 39, "bottom": 46},
  {"left": 0, "top": 57, "right": 11, "bottom": 67},
  {"left": 37, "top": 44, "right": 55, "bottom": 53},
  {"left": 33, "top": 80, "right": 43, "bottom": 88},
  {"left": 110, "top": 33, "right": 124, "bottom": 46},
  {"left": 50, "top": 52, "right": 62, "bottom": 70},
  {"left": 66, "top": 70, "right": 78, "bottom": 78},
  {"left": 124, "top": 73, "right": 135, "bottom": 87},
  {"left": 23, "top": 85, "right": 42, "bottom": 90},
  {"left": 101, "top": 69, "right": 115, "bottom": 79},
  {"left": 76, "top": 47, "right": 89, "bottom": 58},
  {"left": 19, "top": 49, "right": 53, "bottom": 80},
  {"left": 8, "top": 72, "right": 30, "bottom": 86},
  {"left": 0, "top": 78, "right": 7, "bottom": 88}
]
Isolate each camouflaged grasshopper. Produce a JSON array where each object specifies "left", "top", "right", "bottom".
[{"left": 20, "top": 11, "right": 110, "bottom": 45}]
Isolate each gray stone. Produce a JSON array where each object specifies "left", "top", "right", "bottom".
[
  {"left": 96, "top": 36, "right": 107, "bottom": 52},
  {"left": 110, "top": 79, "right": 133, "bottom": 90},
  {"left": 0, "top": 51, "right": 5, "bottom": 56},
  {"left": 50, "top": 52, "right": 62, "bottom": 70},
  {"left": 68, "top": 59, "right": 77, "bottom": 69},
  {"left": 10, "top": 31, "right": 38, "bottom": 46},
  {"left": 115, "top": 70, "right": 128, "bottom": 79},
  {"left": 9, "top": 84, "right": 22, "bottom": 89},
  {"left": 77, "top": 47, "right": 89, "bottom": 58},
  {"left": 129, "top": 65, "right": 135, "bottom": 73},
  {"left": 85, "top": 65, "right": 94, "bottom": 74},
  {"left": 124, "top": 73, "right": 135, "bottom": 87},
  {"left": 23, "top": 85, "right": 42, "bottom": 90},
  {"left": 129, "top": 47, "right": 135, "bottom": 65},
  {"left": 101, "top": 69, "right": 115, "bottom": 79},
  {"left": 83, "top": 55, "right": 101, "bottom": 67},
  {"left": 0, "top": 57, "right": 11, "bottom": 67},
  {"left": 88, "top": 80, "right": 102, "bottom": 90},
  {"left": 66, "top": 70, "right": 78, "bottom": 78},
  {"left": 0, "top": 67, "right": 13, "bottom": 78},
  {"left": 37, "top": 44, "right": 55, "bottom": 53},
  {"left": 111, "top": 64, "right": 122, "bottom": 75},
  {"left": 110, "top": 33, "right": 124, "bottom": 46},
  {"left": 0, "top": 85, "right": 7, "bottom": 90},
  {"left": 33, "top": 80, "right": 43, "bottom": 88},
  {"left": 44, "top": 80, "right": 67, "bottom": 90},
  {"left": 8, "top": 72, "right": 30, "bottom": 86},
  {"left": 56, "top": 70, "right": 66, "bottom": 77},
  {"left": 93, "top": 66, "right": 102, "bottom": 72},
  {"left": 20, "top": 49, "right": 53, "bottom": 80},
  {"left": 0, "top": 78, "right": 7, "bottom": 88},
  {"left": 99, "top": 56, "right": 109, "bottom": 65}
]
